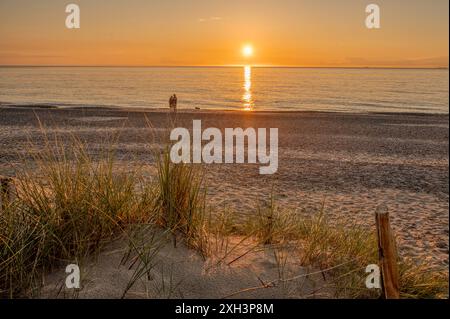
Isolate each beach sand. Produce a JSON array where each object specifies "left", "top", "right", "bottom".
[
  {"left": 40, "top": 231, "right": 327, "bottom": 299},
  {"left": 0, "top": 105, "right": 448, "bottom": 271}
]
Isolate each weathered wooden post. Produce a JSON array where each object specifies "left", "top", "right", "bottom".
[
  {"left": 0, "top": 175, "right": 14, "bottom": 211},
  {"left": 375, "top": 205, "right": 400, "bottom": 299}
]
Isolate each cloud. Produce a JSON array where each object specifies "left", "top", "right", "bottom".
[
  {"left": 198, "top": 16, "right": 223, "bottom": 23},
  {"left": 0, "top": 52, "right": 65, "bottom": 59},
  {"left": 344, "top": 56, "right": 449, "bottom": 68}
]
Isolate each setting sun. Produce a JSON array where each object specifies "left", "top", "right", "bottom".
[{"left": 242, "top": 45, "right": 254, "bottom": 58}]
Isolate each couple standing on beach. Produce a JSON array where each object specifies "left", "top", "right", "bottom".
[{"left": 169, "top": 94, "right": 178, "bottom": 112}]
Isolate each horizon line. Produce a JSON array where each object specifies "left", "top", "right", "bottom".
[{"left": 0, "top": 64, "right": 448, "bottom": 70}]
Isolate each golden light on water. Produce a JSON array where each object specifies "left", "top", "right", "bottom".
[{"left": 242, "top": 65, "right": 254, "bottom": 111}]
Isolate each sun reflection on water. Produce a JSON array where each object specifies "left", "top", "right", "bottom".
[{"left": 242, "top": 65, "right": 254, "bottom": 111}]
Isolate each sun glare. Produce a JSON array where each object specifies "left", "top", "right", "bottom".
[{"left": 242, "top": 45, "right": 253, "bottom": 58}]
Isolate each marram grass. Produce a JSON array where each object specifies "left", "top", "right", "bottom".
[{"left": 0, "top": 135, "right": 447, "bottom": 299}]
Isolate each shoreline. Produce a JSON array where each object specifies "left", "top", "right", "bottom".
[{"left": 1, "top": 102, "right": 449, "bottom": 117}]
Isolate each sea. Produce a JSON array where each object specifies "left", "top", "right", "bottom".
[{"left": 0, "top": 66, "right": 448, "bottom": 113}]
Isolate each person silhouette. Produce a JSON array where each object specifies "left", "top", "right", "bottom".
[
  {"left": 169, "top": 96, "right": 172, "bottom": 109},
  {"left": 172, "top": 94, "right": 177, "bottom": 112},
  {"left": 169, "top": 94, "right": 178, "bottom": 113}
]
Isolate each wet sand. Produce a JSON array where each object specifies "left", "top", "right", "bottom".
[{"left": 0, "top": 105, "right": 448, "bottom": 266}]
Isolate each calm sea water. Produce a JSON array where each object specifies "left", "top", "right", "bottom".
[{"left": 0, "top": 67, "right": 448, "bottom": 113}]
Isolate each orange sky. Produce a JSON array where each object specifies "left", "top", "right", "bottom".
[{"left": 0, "top": 0, "right": 448, "bottom": 67}]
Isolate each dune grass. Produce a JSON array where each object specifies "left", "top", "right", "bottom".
[
  {"left": 0, "top": 135, "right": 153, "bottom": 298},
  {"left": 0, "top": 133, "right": 447, "bottom": 299},
  {"left": 153, "top": 147, "right": 209, "bottom": 257},
  {"left": 243, "top": 195, "right": 448, "bottom": 299},
  {"left": 398, "top": 260, "right": 449, "bottom": 299},
  {"left": 0, "top": 131, "right": 208, "bottom": 298}
]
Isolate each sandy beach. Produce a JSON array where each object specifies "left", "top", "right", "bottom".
[
  {"left": 0, "top": 105, "right": 448, "bottom": 270},
  {"left": 1, "top": 0, "right": 449, "bottom": 305}
]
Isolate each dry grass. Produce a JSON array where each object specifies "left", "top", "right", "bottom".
[
  {"left": 0, "top": 135, "right": 153, "bottom": 298},
  {"left": 398, "top": 260, "right": 449, "bottom": 299},
  {"left": 243, "top": 195, "right": 448, "bottom": 299},
  {"left": 0, "top": 133, "right": 447, "bottom": 299},
  {"left": 153, "top": 147, "right": 209, "bottom": 257}
]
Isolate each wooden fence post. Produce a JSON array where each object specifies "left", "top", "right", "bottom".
[
  {"left": 375, "top": 205, "right": 400, "bottom": 299},
  {"left": 0, "top": 175, "right": 14, "bottom": 211}
]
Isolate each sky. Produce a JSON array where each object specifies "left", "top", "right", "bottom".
[{"left": 0, "top": 0, "right": 448, "bottom": 67}]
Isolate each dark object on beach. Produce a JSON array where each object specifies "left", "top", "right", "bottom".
[
  {"left": 169, "top": 94, "right": 178, "bottom": 112},
  {"left": 0, "top": 175, "right": 14, "bottom": 211},
  {"left": 375, "top": 206, "right": 400, "bottom": 299},
  {"left": 195, "top": 107, "right": 200, "bottom": 110}
]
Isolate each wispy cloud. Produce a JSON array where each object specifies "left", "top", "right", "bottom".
[
  {"left": 198, "top": 16, "right": 223, "bottom": 23},
  {"left": 0, "top": 52, "right": 65, "bottom": 59},
  {"left": 344, "top": 56, "right": 449, "bottom": 68}
]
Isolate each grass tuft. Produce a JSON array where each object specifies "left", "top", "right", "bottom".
[
  {"left": 0, "top": 134, "right": 152, "bottom": 298},
  {"left": 153, "top": 147, "right": 208, "bottom": 257},
  {"left": 244, "top": 194, "right": 448, "bottom": 299}
]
